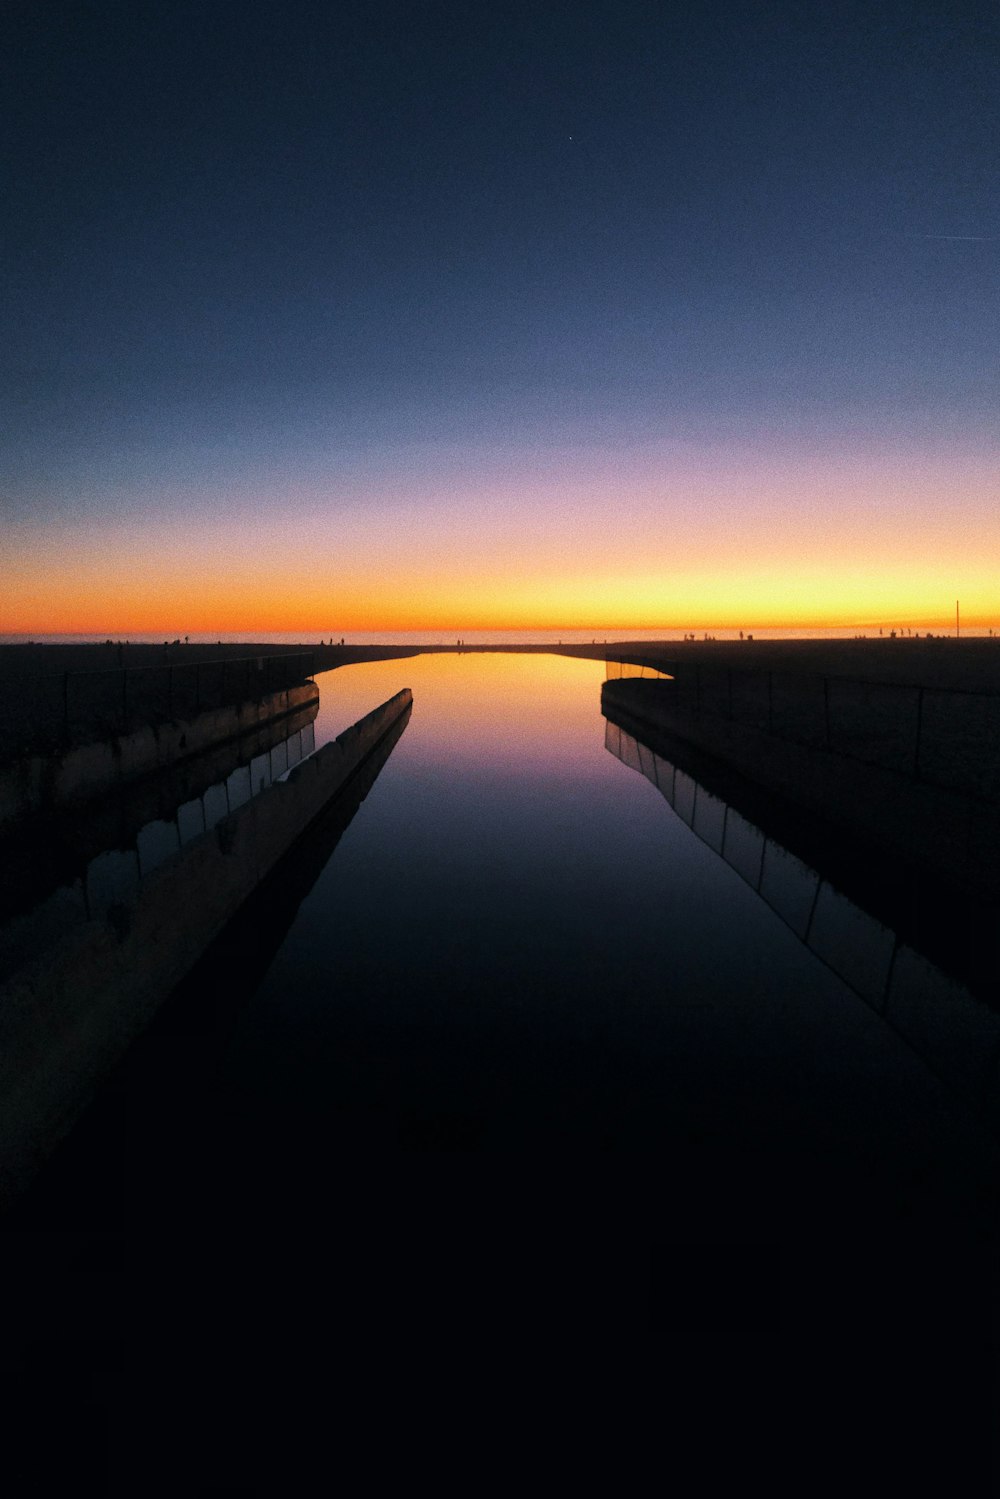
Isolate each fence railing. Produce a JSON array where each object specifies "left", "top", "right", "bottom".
[
  {"left": 54, "top": 651, "right": 317, "bottom": 744},
  {"left": 606, "top": 655, "right": 1000, "bottom": 806}
]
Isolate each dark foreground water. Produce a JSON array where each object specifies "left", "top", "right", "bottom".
[{"left": 5, "top": 652, "right": 998, "bottom": 1489}]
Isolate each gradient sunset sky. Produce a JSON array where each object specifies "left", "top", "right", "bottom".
[{"left": 4, "top": 1, "right": 998, "bottom": 633}]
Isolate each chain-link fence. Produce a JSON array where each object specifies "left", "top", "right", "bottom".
[{"left": 606, "top": 656, "right": 1000, "bottom": 804}]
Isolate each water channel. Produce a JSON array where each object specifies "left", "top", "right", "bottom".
[{"left": 11, "top": 650, "right": 1000, "bottom": 1238}]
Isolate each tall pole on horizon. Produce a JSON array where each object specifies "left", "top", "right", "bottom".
[{"left": 956, "top": 599, "right": 960, "bottom": 638}]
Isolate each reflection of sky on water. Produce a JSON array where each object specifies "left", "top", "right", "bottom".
[
  {"left": 136, "top": 819, "right": 181, "bottom": 878},
  {"left": 313, "top": 653, "right": 612, "bottom": 784},
  {"left": 85, "top": 847, "right": 140, "bottom": 921},
  {"left": 216, "top": 653, "right": 999, "bottom": 1171},
  {"left": 760, "top": 842, "right": 818, "bottom": 940}
]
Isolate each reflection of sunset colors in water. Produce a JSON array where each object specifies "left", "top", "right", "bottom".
[
  {"left": 314, "top": 652, "right": 611, "bottom": 782},
  {"left": 10, "top": 645, "right": 996, "bottom": 1255},
  {"left": 189, "top": 650, "right": 999, "bottom": 1200}
]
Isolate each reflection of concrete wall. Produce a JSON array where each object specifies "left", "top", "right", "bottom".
[
  {"left": 602, "top": 678, "right": 1000, "bottom": 904},
  {"left": 606, "top": 715, "right": 1000, "bottom": 1135},
  {"left": 0, "top": 718, "right": 322, "bottom": 1011},
  {"left": 0, "top": 682, "right": 320, "bottom": 834},
  {"left": 0, "top": 688, "right": 411, "bottom": 1203},
  {"left": 0, "top": 701, "right": 320, "bottom": 975}
]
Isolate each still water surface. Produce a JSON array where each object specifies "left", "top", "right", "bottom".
[
  {"left": 186, "top": 654, "right": 994, "bottom": 1196},
  {"left": 23, "top": 651, "right": 997, "bottom": 1233}
]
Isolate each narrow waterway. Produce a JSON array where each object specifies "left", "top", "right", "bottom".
[{"left": 13, "top": 651, "right": 999, "bottom": 1236}]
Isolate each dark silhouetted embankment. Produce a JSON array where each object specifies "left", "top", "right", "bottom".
[
  {"left": 5, "top": 635, "right": 999, "bottom": 756},
  {"left": 0, "top": 642, "right": 421, "bottom": 760},
  {"left": 0, "top": 687, "right": 412, "bottom": 1203},
  {"left": 604, "top": 708, "right": 1000, "bottom": 1134},
  {"left": 0, "top": 681, "right": 320, "bottom": 834},
  {"left": 603, "top": 670, "right": 1000, "bottom": 995}
]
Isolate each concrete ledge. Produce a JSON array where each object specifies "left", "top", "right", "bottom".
[
  {"left": 0, "top": 682, "right": 320, "bottom": 834},
  {"left": 0, "top": 687, "right": 412, "bottom": 1201}
]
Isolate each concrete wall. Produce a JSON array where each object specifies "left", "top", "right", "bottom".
[
  {"left": 0, "top": 688, "right": 412, "bottom": 1202},
  {"left": 602, "top": 678, "right": 1000, "bottom": 904},
  {"left": 0, "top": 709, "right": 322, "bottom": 995},
  {"left": 0, "top": 682, "right": 320, "bottom": 835}
]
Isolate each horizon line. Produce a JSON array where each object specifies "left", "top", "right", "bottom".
[{"left": 3, "top": 617, "right": 997, "bottom": 637}]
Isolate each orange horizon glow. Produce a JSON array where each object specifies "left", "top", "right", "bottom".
[
  {"left": 5, "top": 558, "right": 997, "bottom": 635},
  {"left": 4, "top": 567, "right": 997, "bottom": 636},
  {"left": 4, "top": 564, "right": 998, "bottom": 635},
  {"left": 6, "top": 442, "right": 998, "bottom": 637},
  {"left": 4, "top": 597, "right": 997, "bottom": 636}
]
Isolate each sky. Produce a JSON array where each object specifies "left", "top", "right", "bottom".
[{"left": 4, "top": 0, "right": 999, "bottom": 633}]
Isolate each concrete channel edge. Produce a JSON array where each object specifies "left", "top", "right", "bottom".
[{"left": 0, "top": 687, "right": 413, "bottom": 1201}]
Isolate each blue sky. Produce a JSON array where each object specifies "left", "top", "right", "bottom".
[{"left": 4, "top": 1, "right": 998, "bottom": 629}]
